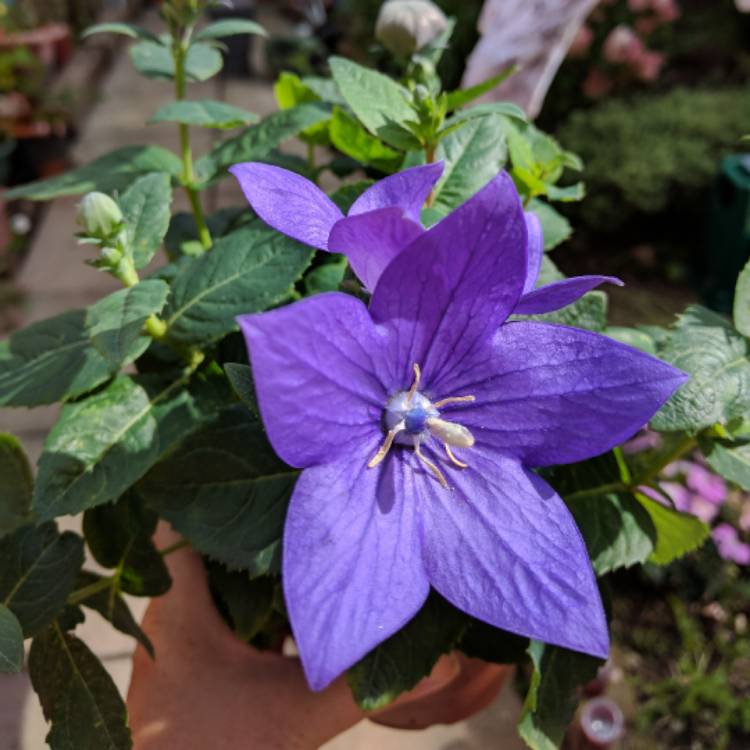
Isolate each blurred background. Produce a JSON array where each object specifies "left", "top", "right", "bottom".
[{"left": 0, "top": 1, "right": 748, "bottom": 749}]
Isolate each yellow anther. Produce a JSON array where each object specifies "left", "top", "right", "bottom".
[
  {"left": 368, "top": 426, "right": 401, "bottom": 468},
  {"left": 405, "top": 363, "right": 421, "bottom": 406},
  {"left": 433, "top": 394, "right": 475, "bottom": 409},
  {"left": 415, "top": 443, "right": 449, "bottom": 489},
  {"left": 445, "top": 444, "right": 468, "bottom": 469}
]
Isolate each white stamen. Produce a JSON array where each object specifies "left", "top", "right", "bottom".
[{"left": 426, "top": 418, "right": 475, "bottom": 448}]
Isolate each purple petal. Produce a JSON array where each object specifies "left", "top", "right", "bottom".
[
  {"left": 523, "top": 211, "right": 543, "bottom": 294},
  {"left": 515, "top": 276, "right": 623, "bottom": 316},
  {"left": 229, "top": 162, "right": 343, "bottom": 249},
  {"left": 284, "top": 445, "right": 429, "bottom": 690},
  {"left": 237, "top": 293, "right": 391, "bottom": 468},
  {"left": 418, "top": 450, "right": 608, "bottom": 658},
  {"left": 369, "top": 172, "right": 528, "bottom": 392},
  {"left": 327, "top": 208, "right": 423, "bottom": 291},
  {"left": 349, "top": 162, "right": 444, "bottom": 223},
  {"left": 438, "top": 321, "right": 688, "bottom": 467}
]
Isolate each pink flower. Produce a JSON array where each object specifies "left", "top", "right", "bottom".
[
  {"left": 603, "top": 25, "right": 644, "bottom": 65},
  {"left": 628, "top": 0, "right": 651, "bottom": 11},
  {"left": 569, "top": 24, "right": 594, "bottom": 59},
  {"left": 633, "top": 49, "right": 665, "bottom": 81},
  {"left": 652, "top": 0, "right": 680, "bottom": 22},
  {"left": 582, "top": 68, "right": 614, "bottom": 99},
  {"left": 685, "top": 463, "right": 727, "bottom": 505},
  {"left": 712, "top": 524, "right": 750, "bottom": 565}
]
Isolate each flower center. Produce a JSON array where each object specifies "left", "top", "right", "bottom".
[{"left": 368, "top": 363, "right": 476, "bottom": 488}]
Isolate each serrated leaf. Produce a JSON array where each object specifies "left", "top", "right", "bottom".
[
  {"left": 224, "top": 362, "right": 258, "bottom": 415},
  {"left": 329, "top": 57, "right": 417, "bottom": 150},
  {"left": 4, "top": 145, "right": 181, "bottom": 200},
  {"left": 82, "top": 491, "right": 170, "bottom": 597},
  {"left": 568, "top": 493, "right": 656, "bottom": 575},
  {"left": 347, "top": 593, "right": 467, "bottom": 711},
  {"left": 131, "top": 38, "right": 222, "bottom": 81},
  {"left": 86, "top": 281, "right": 169, "bottom": 368},
  {"left": 274, "top": 72, "right": 330, "bottom": 146},
  {"left": 605, "top": 326, "right": 658, "bottom": 355},
  {"left": 734, "top": 259, "right": 750, "bottom": 338},
  {"left": 163, "top": 222, "right": 313, "bottom": 345},
  {"left": 0, "top": 523, "right": 84, "bottom": 636},
  {"left": 119, "top": 172, "right": 173, "bottom": 269},
  {"left": 443, "top": 101, "right": 526, "bottom": 128},
  {"left": 76, "top": 572, "right": 154, "bottom": 657},
  {"left": 444, "top": 66, "right": 517, "bottom": 111},
  {"left": 164, "top": 207, "right": 251, "bottom": 259},
  {"left": 194, "top": 18, "right": 267, "bottom": 41},
  {"left": 302, "top": 75, "right": 346, "bottom": 105},
  {"left": 196, "top": 103, "right": 331, "bottom": 181},
  {"left": 329, "top": 107, "right": 401, "bottom": 172},
  {"left": 529, "top": 199, "right": 572, "bottom": 250},
  {"left": 33, "top": 370, "right": 230, "bottom": 521},
  {"left": 536, "top": 290, "right": 608, "bottom": 332},
  {"left": 0, "top": 433, "right": 33, "bottom": 537},
  {"left": 0, "top": 603, "right": 23, "bottom": 673},
  {"left": 303, "top": 255, "right": 348, "bottom": 295},
  {"left": 149, "top": 99, "right": 257, "bottom": 129},
  {"left": 701, "top": 438, "right": 750, "bottom": 492},
  {"left": 82, "top": 22, "right": 160, "bottom": 42},
  {"left": 0, "top": 309, "right": 113, "bottom": 407},
  {"left": 519, "top": 641, "right": 602, "bottom": 750},
  {"left": 651, "top": 306, "right": 750, "bottom": 432},
  {"left": 432, "top": 114, "right": 508, "bottom": 214},
  {"left": 635, "top": 493, "right": 710, "bottom": 564},
  {"left": 139, "top": 407, "right": 296, "bottom": 576},
  {"left": 29, "top": 622, "right": 131, "bottom": 750}
]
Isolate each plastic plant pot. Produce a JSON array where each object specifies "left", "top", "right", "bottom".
[{"left": 579, "top": 696, "right": 625, "bottom": 748}]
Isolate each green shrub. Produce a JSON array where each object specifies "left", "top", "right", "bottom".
[{"left": 557, "top": 87, "right": 750, "bottom": 230}]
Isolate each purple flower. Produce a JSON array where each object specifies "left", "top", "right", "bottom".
[
  {"left": 230, "top": 161, "right": 622, "bottom": 313},
  {"left": 235, "top": 171, "right": 687, "bottom": 691},
  {"left": 712, "top": 523, "right": 750, "bottom": 565}
]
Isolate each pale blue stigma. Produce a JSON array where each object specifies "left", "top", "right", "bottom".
[{"left": 405, "top": 405, "right": 429, "bottom": 434}]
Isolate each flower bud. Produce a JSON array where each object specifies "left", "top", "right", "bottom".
[
  {"left": 375, "top": 0, "right": 448, "bottom": 58},
  {"left": 76, "top": 192, "right": 123, "bottom": 241}
]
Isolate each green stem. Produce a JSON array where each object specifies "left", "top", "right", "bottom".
[
  {"left": 424, "top": 141, "right": 437, "bottom": 207},
  {"left": 307, "top": 141, "right": 316, "bottom": 174},
  {"left": 631, "top": 433, "right": 698, "bottom": 488},
  {"left": 564, "top": 482, "right": 626, "bottom": 503},
  {"left": 173, "top": 38, "right": 211, "bottom": 251}
]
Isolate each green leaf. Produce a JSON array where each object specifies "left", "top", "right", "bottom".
[
  {"left": 651, "top": 306, "right": 750, "bottom": 432},
  {"left": 529, "top": 200, "right": 572, "bottom": 250},
  {"left": 194, "top": 18, "right": 267, "bottom": 41},
  {"left": 119, "top": 172, "right": 173, "bottom": 269},
  {"left": 458, "top": 620, "right": 529, "bottom": 664},
  {"left": 444, "top": 66, "right": 517, "bottom": 111},
  {"left": 432, "top": 114, "right": 508, "bottom": 214},
  {"left": 4, "top": 145, "right": 181, "bottom": 201},
  {"left": 443, "top": 101, "right": 526, "bottom": 128},
  {"left": 635, "top": 493, "right": 710, "bottom": 565},
  {"left": 701, "top": 438, "right": 750, "bottom": 492},
  {"left": 273, "top": 72, "right": 331, "bottom": 146},
  {"left": 568, "top": 493, "right": 656, "bottom": 575},
  {"left": 329, "top": 181, "right": 372, "bottom": 213},
  {"left": 196, "top": 103, "right": 331, "bottom": 181},
  {"left": 303, "top": 255, "right": 348, "bottom": 295},
  {"left": 86, "top": 281, "right": 169, "bottom": 368},
  {"left": 207, "top": 563, "right": 275, "bottom": 642},
  {"left": 224, "top": 363, "right": 258, "bottom": 415},
  {"left": 734, "top": 259, "right": 750, "bottom": 338},
  {"left": 302, "top": 75, "right": 346, "bottom": 105},
  {"left": 139, "top": 407, "right": 297, "bottom": 576},
  {"left": 605, "top": 326, "right": 658, "bottom": 355},
  {"left": 0, "top": 603, "right": 23, "bottom": 673},
  {"left": 131, "top": 39, "right": 222, "bottom": 81},
  {"left": 82, "top": 22, "right": 160, "bottom": 42},
  {"left": 0, "top": 309, "right": 113, "bottom": 406},
  {"left": 545, "top": 182, "right": 585, "bottom": 202},
  {"left": 33, "top": 370, "right": 230, "bottom": 521},
  {"left": 329, "top": 107, "right": 402, "bottom": 172},
  {"left": 519, "top": 641, "right": 602, "bottom": 750},
  {"left": 76, "top": 572, "right": 154, "bottom": 657},
  {"left": 164, "top": 222, "right": 313, "bottom": 345},
  {"left": 83, "top": 491, "right": 170, "bottom": 597},
  {"left": 0, "top": 523, "right": 84, "bottom": 636},
  {"left": 347, "top": 593, "right": 467, "bottom": 711},
  {"left": 329, "top": 56, "right": 418, "bottom": 150},
  {"left": 29, "top": 622, "right": 131, "bottom": 750},
  {"left": 149, "top": 99, "right": 257, "bottom": 130},
  {"left": 0, "top": 434, "right": 33, "bottom": 537}
]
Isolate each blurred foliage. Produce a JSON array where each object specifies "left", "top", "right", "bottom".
[
  {"left": 556, "top": 87, "right": 750, "bottom": 232},
  {"left": 0, "top": 0, "right": 104, "bottom": 33}
]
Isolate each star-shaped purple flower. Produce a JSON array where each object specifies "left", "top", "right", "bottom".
[{"left": 234, "top": 168, "right": 687, "bottom": 691}]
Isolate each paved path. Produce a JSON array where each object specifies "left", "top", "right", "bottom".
[{"left": 0, "top": 9, "right": 524, "bottom": 748}]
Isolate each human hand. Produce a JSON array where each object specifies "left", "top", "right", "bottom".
[{"left": 127, "top": 526, "right": 511, "bottom": 749}]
